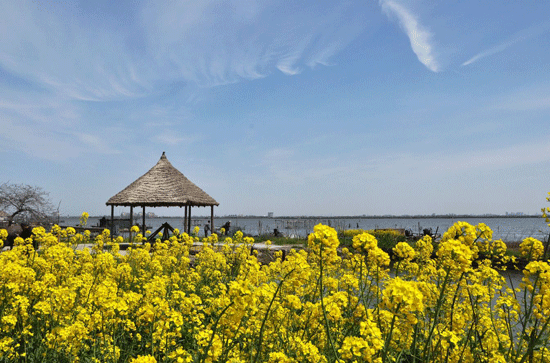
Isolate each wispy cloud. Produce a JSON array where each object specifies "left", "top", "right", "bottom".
[
  {"left": 0, "top": 0, "right": 370, "bottom": 164},
  {"left": 73, "top": 133, "right": 121, "bottom": 155},
  {"left": 0, "top": 117, "right": 81, "bottom": 161},
  {"left": 0, "top": 86, "right": 126, "bottom": 160},
  {"left": 0, "top": 1, "right": 366, "bottom": 100},
  {"left": 141, "top": 0, "right": 364, "bottom": 85},
  {"left": 0, "top": 2, "right": 150, "bottom": 102},
  {"left": 380, "top": 0, "right": 439, "bottom": 72},
  {"left": 488, "top": 85, "right": 550, "bottom": 111},
  {"left": 462, "top": 22, "right": 550, "bottom": 66},
  {"left": 462, "top": 39, "right": 520, "bottom": 67},
  {"left": 152, "top": 131, "right": 201, "bottom": 146}
]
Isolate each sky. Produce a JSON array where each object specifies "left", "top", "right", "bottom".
[{"left": 1, "top": 0, "right": 550, "bottom": 217}]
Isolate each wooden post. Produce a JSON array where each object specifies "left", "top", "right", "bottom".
[
  {"left": 184, "top": 205, "right": 188, "bottom": 234},
  {"left": 129, "top": 206, "right": 133, "bottom": 242},
  {"left": 210, "top": 206, "right": 214, "bottom": 235},
  {"left": 142, "top": 206, "right": 146, "bottom": 236},
  {"left": 188, "top": 205, "right": 192, "bottom": 234},
  {"left": 110, "top": 205, "right": 114, "bottom": 235}
]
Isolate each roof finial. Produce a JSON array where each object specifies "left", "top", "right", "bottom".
[{"left": 161, "top": 151, "right": 166, "bottom": 159}]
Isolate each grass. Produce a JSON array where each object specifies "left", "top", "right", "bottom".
[
  {"left": 338, "top": 229, "right": 408, "bottom": 250},
  {"left": 253, "top": 235, "right": 307, "bottom": 246}
]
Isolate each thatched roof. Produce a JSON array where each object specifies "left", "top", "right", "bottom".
[{"left": 106, "top": 152, "right": 219, "bottom": 207}]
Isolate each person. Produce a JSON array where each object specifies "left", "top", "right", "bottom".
[
  {"left": 222, "top": 221, "right": 231, "bottom": 235},
  {"left": 204, "top": 222, "right": 210, "bottom": 237}
]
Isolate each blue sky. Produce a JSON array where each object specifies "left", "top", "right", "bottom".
[{"left": 1, "top": 0, "right": 550, "bottom": 217}]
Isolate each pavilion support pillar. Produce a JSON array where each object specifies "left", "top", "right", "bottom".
[
  {"left": 129, "top": 206, "right": 133, "bottom": 242},
  {"left": 188, "top": 205, "right": 192, "bottom": 234},
  {"left": 184, "top": 205, "right": 188, "bottom": 234},
  {"left": 110, "top": 205, "right": 114, "bottom": 235},
  {"left": 142, "top": 206, "right": 146, "bottom": 236},
  {"left": 210, "top": 206, "right": 214, "bottom": 235}
]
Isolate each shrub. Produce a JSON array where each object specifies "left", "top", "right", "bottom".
[{"left": 0, "top": 220, "right": 548, "bottom": 362}]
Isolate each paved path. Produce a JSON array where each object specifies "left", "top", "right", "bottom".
[{"left": 2, "top": 241, "right": 304, "bottom": 257}]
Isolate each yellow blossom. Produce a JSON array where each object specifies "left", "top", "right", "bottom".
[
  {"left": 520, "top": 237, "right": 544, "bottom": 261},
  {"left": 80, "top": 212, "right": 89, "bottom": 226}
]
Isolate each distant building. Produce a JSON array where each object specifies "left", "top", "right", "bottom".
[
  {"left": 124, "top": 211, "right": 156, "bottom": 218},
  {"left": 268, "top": 212, "right": 274, "bottom": 218},
  {"left": 505, "top": 212, "right": 524, "bottom": 216}
]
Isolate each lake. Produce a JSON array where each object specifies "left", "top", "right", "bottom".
[{"left": 60, "top": 215, "right": 550, "bottom": 243}]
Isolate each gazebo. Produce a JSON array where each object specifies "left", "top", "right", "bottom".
[{"left": 106, "top": 152, "right": 219, "bottom": 237}]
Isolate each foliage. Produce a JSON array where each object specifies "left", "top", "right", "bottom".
[
  {"left": 2, "top": 216, "right": 550, "bottom": 362},
  {"left": 254, "top": 235, "right": 307, "bottom": 246},
  {"left": 341, "top": 228, "right": 407, "bottom": 250}
]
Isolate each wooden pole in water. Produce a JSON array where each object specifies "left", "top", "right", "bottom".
[
  {"left": 210, "top": 205, "right": 214, "bottom": 235},
  {"left": 129, "top": 206, "right": 133, "bottom": 242},
  {"left": 184, "top": 205, "right": 188, "bottom": 234},
  {"left": 142, "top": 206, "right": 146, "bottom": 236},
  {"left": 110, "top": 205, "right": 114, "bottom": 235},
  {"left": 188, "top": 205, "right": 192, "bottom": 234}
]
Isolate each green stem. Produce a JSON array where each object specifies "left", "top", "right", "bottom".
[
  {"left": 382, "top": 303, "right": 401, "bottom": 363},
  {"left": 514, "top": 274, "right": 539, "bottom": 362},
  {"left": 198, "top": 302, "right": 234, "bottom": 363},
  {"left": 423, "top": 266, "right": 452, "bottom": 362},
  {"left": 252, "top": 269, "right": 294, "bottom": 363},
  {"left": 319, "top": 247, "right": 341, "bottom": 363}
]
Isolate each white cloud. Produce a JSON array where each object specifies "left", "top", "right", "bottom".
[
  {"left": 462, "top": 22, "right": 550, "bottom": 66},
  {"left": 0, "top": 117, "right": 80, "bottom": 161},
  {"left": 488, "top": 86, "right": 550, "bottom": 111},
  {"left": 153, "top": 131, "right": 202, "bottom": 146},
  {"left": 0, "top": 86, "right": 126, "bottom": 160},
  {"left": 276, "top": 63, "right": 302, "bottom": 76},
  {"left": 214, "top": 135, "right": 550, "bottom": 215},
  {"left": 429, "top": 141, "right": 550, "bottom": 173},
  {"left": 0, "top": 2, "right": 150, "bottom": 102},
  {"left": 73, "top": 133, "right": 121, "bottom": 155},
  {"left": 258, "top": 136, "right": 550, "bottom": 192},
  {"left": 462, "top": 39, "right": 519, "bottom": 67},
  {"left": 141, "top": 0, "right": 364, "bottom": 85},
  {"left": 380, "top": 0, "right": 439, "bottom": 72},
  {"left": 0, "top": 1, "right": 367, "bottom": 102}
]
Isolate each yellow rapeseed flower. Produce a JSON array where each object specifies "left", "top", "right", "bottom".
[
  {"left": 80, "top": 212, "right": 89, "bottom": 226},
  {"left": 130, "top": 355, "right": 157, "bottom": 363},
  {"left": 520, "top": 237, "right": 544, "bottom": 261}
]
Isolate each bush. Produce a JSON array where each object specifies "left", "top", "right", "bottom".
[
  {"left": 0, "top": 220, "right": 549, "bottom": 362},
  {"left": 340, "top": 228, "right": 407, "bottom": 250}
]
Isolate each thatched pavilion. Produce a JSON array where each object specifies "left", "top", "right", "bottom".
[{"left": 106, "top": 152, "right": 219, "bottom": 236}]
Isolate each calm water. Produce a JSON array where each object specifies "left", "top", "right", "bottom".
[{"left": 60, "top": 216, "right": 549, "bottom": 243}]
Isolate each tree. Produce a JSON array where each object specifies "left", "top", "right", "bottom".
[{"left": 0, "top": 182, "right": 54, "bottom": 225}]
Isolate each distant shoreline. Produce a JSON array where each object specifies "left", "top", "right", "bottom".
[{"left": 82, "top": 214, "right": 543, "bottom": 220}]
